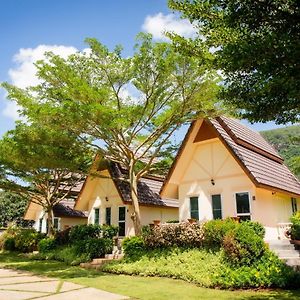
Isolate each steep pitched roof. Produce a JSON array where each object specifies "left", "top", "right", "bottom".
[
  {"left": 53, "top": 200, "right": 87, "bottom": 218},
  {"left": 161, "top": 117, "right": 300, "bottom": 197},
  {"left": 108, "top": 162, "right": 178, "bottom": 208}
]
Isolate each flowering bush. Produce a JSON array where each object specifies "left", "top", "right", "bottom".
[{"left": 142, "top": 222, "right": 204, "bottom": 248}]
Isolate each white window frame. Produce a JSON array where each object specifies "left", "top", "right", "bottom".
[
  {"left": 211, "top": 194, "right": 223, "bottom": 220},
  {"left": 234, "top": 191, "right": 252, "bottom": 220}
]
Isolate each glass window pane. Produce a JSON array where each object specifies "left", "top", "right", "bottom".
[
  {"left": 236, "top": 192, "right": 250, "bottom": 214},
  {"left": 106, "top": 207, "right": 111, "bottom": 225},
  {"left": 190, "top": 197, "right": 199, "bottom": 220},
  {"left": 118, "top": 222, "right": 125, "bottom": 236},
  {"left": 54, "top": 218, "right": 59, "bottom": 229},
  {"left": 119, "top": 207, "right": 126, "bottom": 221},
  {"left": 94, "top": 208, "right": 100, "bottom": 224},
  {"left": 212, "top": 194, "right": 222, "bottom": 219},
  {"left": 292, "top": 198, "right": 298, "bottom": 214}
]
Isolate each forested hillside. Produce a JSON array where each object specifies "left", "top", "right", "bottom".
[{"left": 261, "top": 125, "right": 300, "bottom": 178}]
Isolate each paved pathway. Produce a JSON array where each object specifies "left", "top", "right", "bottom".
[{"left": 0, "top": 268, "right": 128, "bottom": 300}]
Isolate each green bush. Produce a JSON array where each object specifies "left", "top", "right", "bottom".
[
  {"left": 222, "top": 222, "right": 265, "bottom": 266},
  {"left": 54, "top": 227, "right": 71, "bottom": 245},
  {"left": 74, "top": 238, "right": 113, "bottom": 259},
  {"left": 69, "top": 224, "right": 118, "bottom": 242},
  {"left": 3, "top": 237, "right": 15, "bottom": 251},
  {"left": 202, "top": 218, "right": 237, "bottom": 247},
  {"left": 14, "top": 229, "right": 44, "bottom": 253},
  {"left": 242, "top": 220, "right": 265, "bottom": 239},
  {"left": 122, "top": 236, "right": 145, "bottom": 259},
  {"left": 38, "top": 238, "right": 56, "bottom": 253},
  {"left": 212, "top": 250, "right": 300, "bottom": 289},
  {"left": 142, "top": 222, "right": 204, "bottom": 248},
  {"left": 101, "top": 225, "right": 119, "bottom": 239},
  {"left": 290, "top": 211, "right": 300, "bottom": 240}
]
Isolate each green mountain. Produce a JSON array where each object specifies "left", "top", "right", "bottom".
[{"left": 260, "top": 125, "right": 300, "bottom": 178}]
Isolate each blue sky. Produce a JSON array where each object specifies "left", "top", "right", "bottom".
[{"left": 0, "top": 0, "right": 285, "bottom": 138}]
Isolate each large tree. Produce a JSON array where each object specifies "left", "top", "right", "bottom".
[
  {"left": 169, "top": 0, "right": 300, "bottom": 124},
  {"left": 2, "top": 34, "right": 220, "bottom": 235},
  {"left": 0, "top": 123, "right": 91, "bottom": 236}
]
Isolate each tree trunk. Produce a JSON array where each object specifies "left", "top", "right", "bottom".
[
  {"left": 47, "top": 207, "right": 55, "bottom": 237},
  {"left": 129, "top": 162, "right": 142, "bottom": 235}
]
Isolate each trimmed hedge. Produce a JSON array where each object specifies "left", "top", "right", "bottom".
[{"left": 291, "top": 211, "right": 300, "bottom": 240}]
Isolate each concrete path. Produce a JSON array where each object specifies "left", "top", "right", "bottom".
[{"left": 0, "top": 268, "right": 128, "bottom": 300}]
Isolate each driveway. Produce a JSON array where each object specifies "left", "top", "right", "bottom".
[{"left": 0, "top": 268, "right": 128, "bottom": 300}]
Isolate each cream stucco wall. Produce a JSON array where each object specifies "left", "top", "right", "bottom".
[{"left": 80, "top": 170, "right": 178, "bottom": 236}]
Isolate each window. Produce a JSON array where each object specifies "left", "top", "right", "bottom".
[
  {"left": 118, "top": 207, "right": 126, "bottom": 236},
  {"left": 212, "top": 194, "right": 222, "bottom": 219},
  {"left": 53, "top": 218, "right": 60, "bottom": 230},
  {"left": 235, "top": 192, "right": 251, "bottom": 221},
  {"left": 106, "top": 207, "right": 111, "bottom": 226},
  {"left": 292, "top": 198, "right": 298, "bottom": 214},
  {"left": 39, "top": 218, "right": 43, "bottom": 232},
  {"left": 190, "top": 197, "right": 199, "bottom": 220},
  {"left": 94, "top": 208, "right": 100, "bottom": 225}
]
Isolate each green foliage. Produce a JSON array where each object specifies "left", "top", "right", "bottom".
[
  {"left": 38, "top": 238, "right": 57, "bottom": 253},
  {"left": 222, "top": 222, "right": 265, "bottom": 266},
  {"left": 0, "top": 191, "right": 33, "bottom": 228},
  {"left": 290, "top": 211, "right": 300, "bottom": 240},
  {"left": 3, "top": 237, "right": 16, "bottom": 251},
  {"left": 104, "top": 247, "right": 221, "bottom": 287},
  {"left": 69, "top": 224, "right": 118, "bottom": 242},
  {"left": 54, "top": 227, "right": 71, "bottom": 245},
  {"left": 122, "top": 236, "right": 146, "bottom": 259},
  {"left": 202, "top": 218, "right": 237, "bottom": 247},
  {"left": 261, "top": 125, "right": 300, "bottom": 178},
  {"left": 169, "top": 0, "right": 300, "bottom": 123},
  {"left": 213, "top": 250, "right": 300, "bottom": 289},
  {"left": 74, "top": 238, "right": 113, "bottom": 259},
  {"left": 0, "top": 227, "right": 44, "bottom": 253},
  {"left": 142, "top": 222, "right": 204, "bottom": 248},
  {"left": 242, "top": 220, "right": 265, "bottom": 239}
]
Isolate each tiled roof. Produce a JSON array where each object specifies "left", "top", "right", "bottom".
[
  {"left": 210, "top": 117, "right": 300, "bottom": 196},
  {"left": 108, "top": 162, "right": 179, "bottom": 208},
  {"left": 53, "top": 200, "right": 88, "bottom": 218}
]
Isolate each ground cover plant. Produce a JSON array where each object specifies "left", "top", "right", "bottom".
[
  {"left": 1, "top": 252, "right": 300, "bottom": 300},
  {"left": 104, "top": 219, "right": 300, "bottom": 289}
]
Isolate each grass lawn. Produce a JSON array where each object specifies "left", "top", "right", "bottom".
[{"left": 0, "top": 252, "right": 300, "bottom": 300}]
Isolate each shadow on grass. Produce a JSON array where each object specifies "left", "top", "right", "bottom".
[{"left": 0, "top": 252, "right": 102, "bottom": 279}]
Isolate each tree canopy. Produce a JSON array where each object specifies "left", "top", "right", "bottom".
[
  {"left": 169, "top": 0, "right": 300, "bottom": 124},
  {"left": 1, "top": 34, "right": 220, "bottom": 234},
  {"left": 0, "top": 123, "right": 92, "bottom": 235}
]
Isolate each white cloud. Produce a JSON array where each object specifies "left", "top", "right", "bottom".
[
  {"left": 9, "top": 45, "right": 78, "bottom": 89},
  {"left": 142, "top": 13, "right": 196, "bottom": 40},
  {"left": 2, "top": 44, "right": 78, "bottom": 121}
]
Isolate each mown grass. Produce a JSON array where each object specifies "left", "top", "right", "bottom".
[{"left": 1, "top": 252, "right": 300, "bottom": 300}]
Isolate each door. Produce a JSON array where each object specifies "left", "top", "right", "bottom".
[
  {"left": 235, "top": 192, "right": 251, "bottom": 221},
  {"left": 118, "top": 207, "right": 126, "bottom": 236}
]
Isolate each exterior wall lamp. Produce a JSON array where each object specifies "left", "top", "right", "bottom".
[{"left": 211, "top": 179, "right": 215, "bottom": 186}]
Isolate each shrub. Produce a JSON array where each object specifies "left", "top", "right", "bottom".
[
  {"left": 222, "top": 222, "right": 265, "bottom": 266},
  {"left": 202, "top": 218, "right": 237, "bottom": 247},
  {"left": 142, "top": 222, "right": 204, "bottom": 249},
  {"left": 122, "top": 236, "right": 145, "bottom": 259},
  {"left": 102, "top": 225, "right": 119, "bottom": 239},
  {"left": 14, "top": 229, "right": 44, "bottom": 252},
  {"left": 74, "top": 238, "right": 113, "bottom": 259},
  {"left": 54, "top": 227, "right": 71, "bottom": 245},
  {"left": 69, "top": 224, "right": 118, "bottom": 242},
  {"left": 212, "top": 250, "right": 300, "bottom": 289},
  {"left": 242, "top": 220, "right": 265, "bottom": 239},
  {"left": 38, "top": 238, "right": 56, "bottom": 253},
  {"left": 290, "top": 211, "right": 300, "bottom": 240},
  {"left": 3, "top": 237, "right": 15, "bottom": 251}
]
